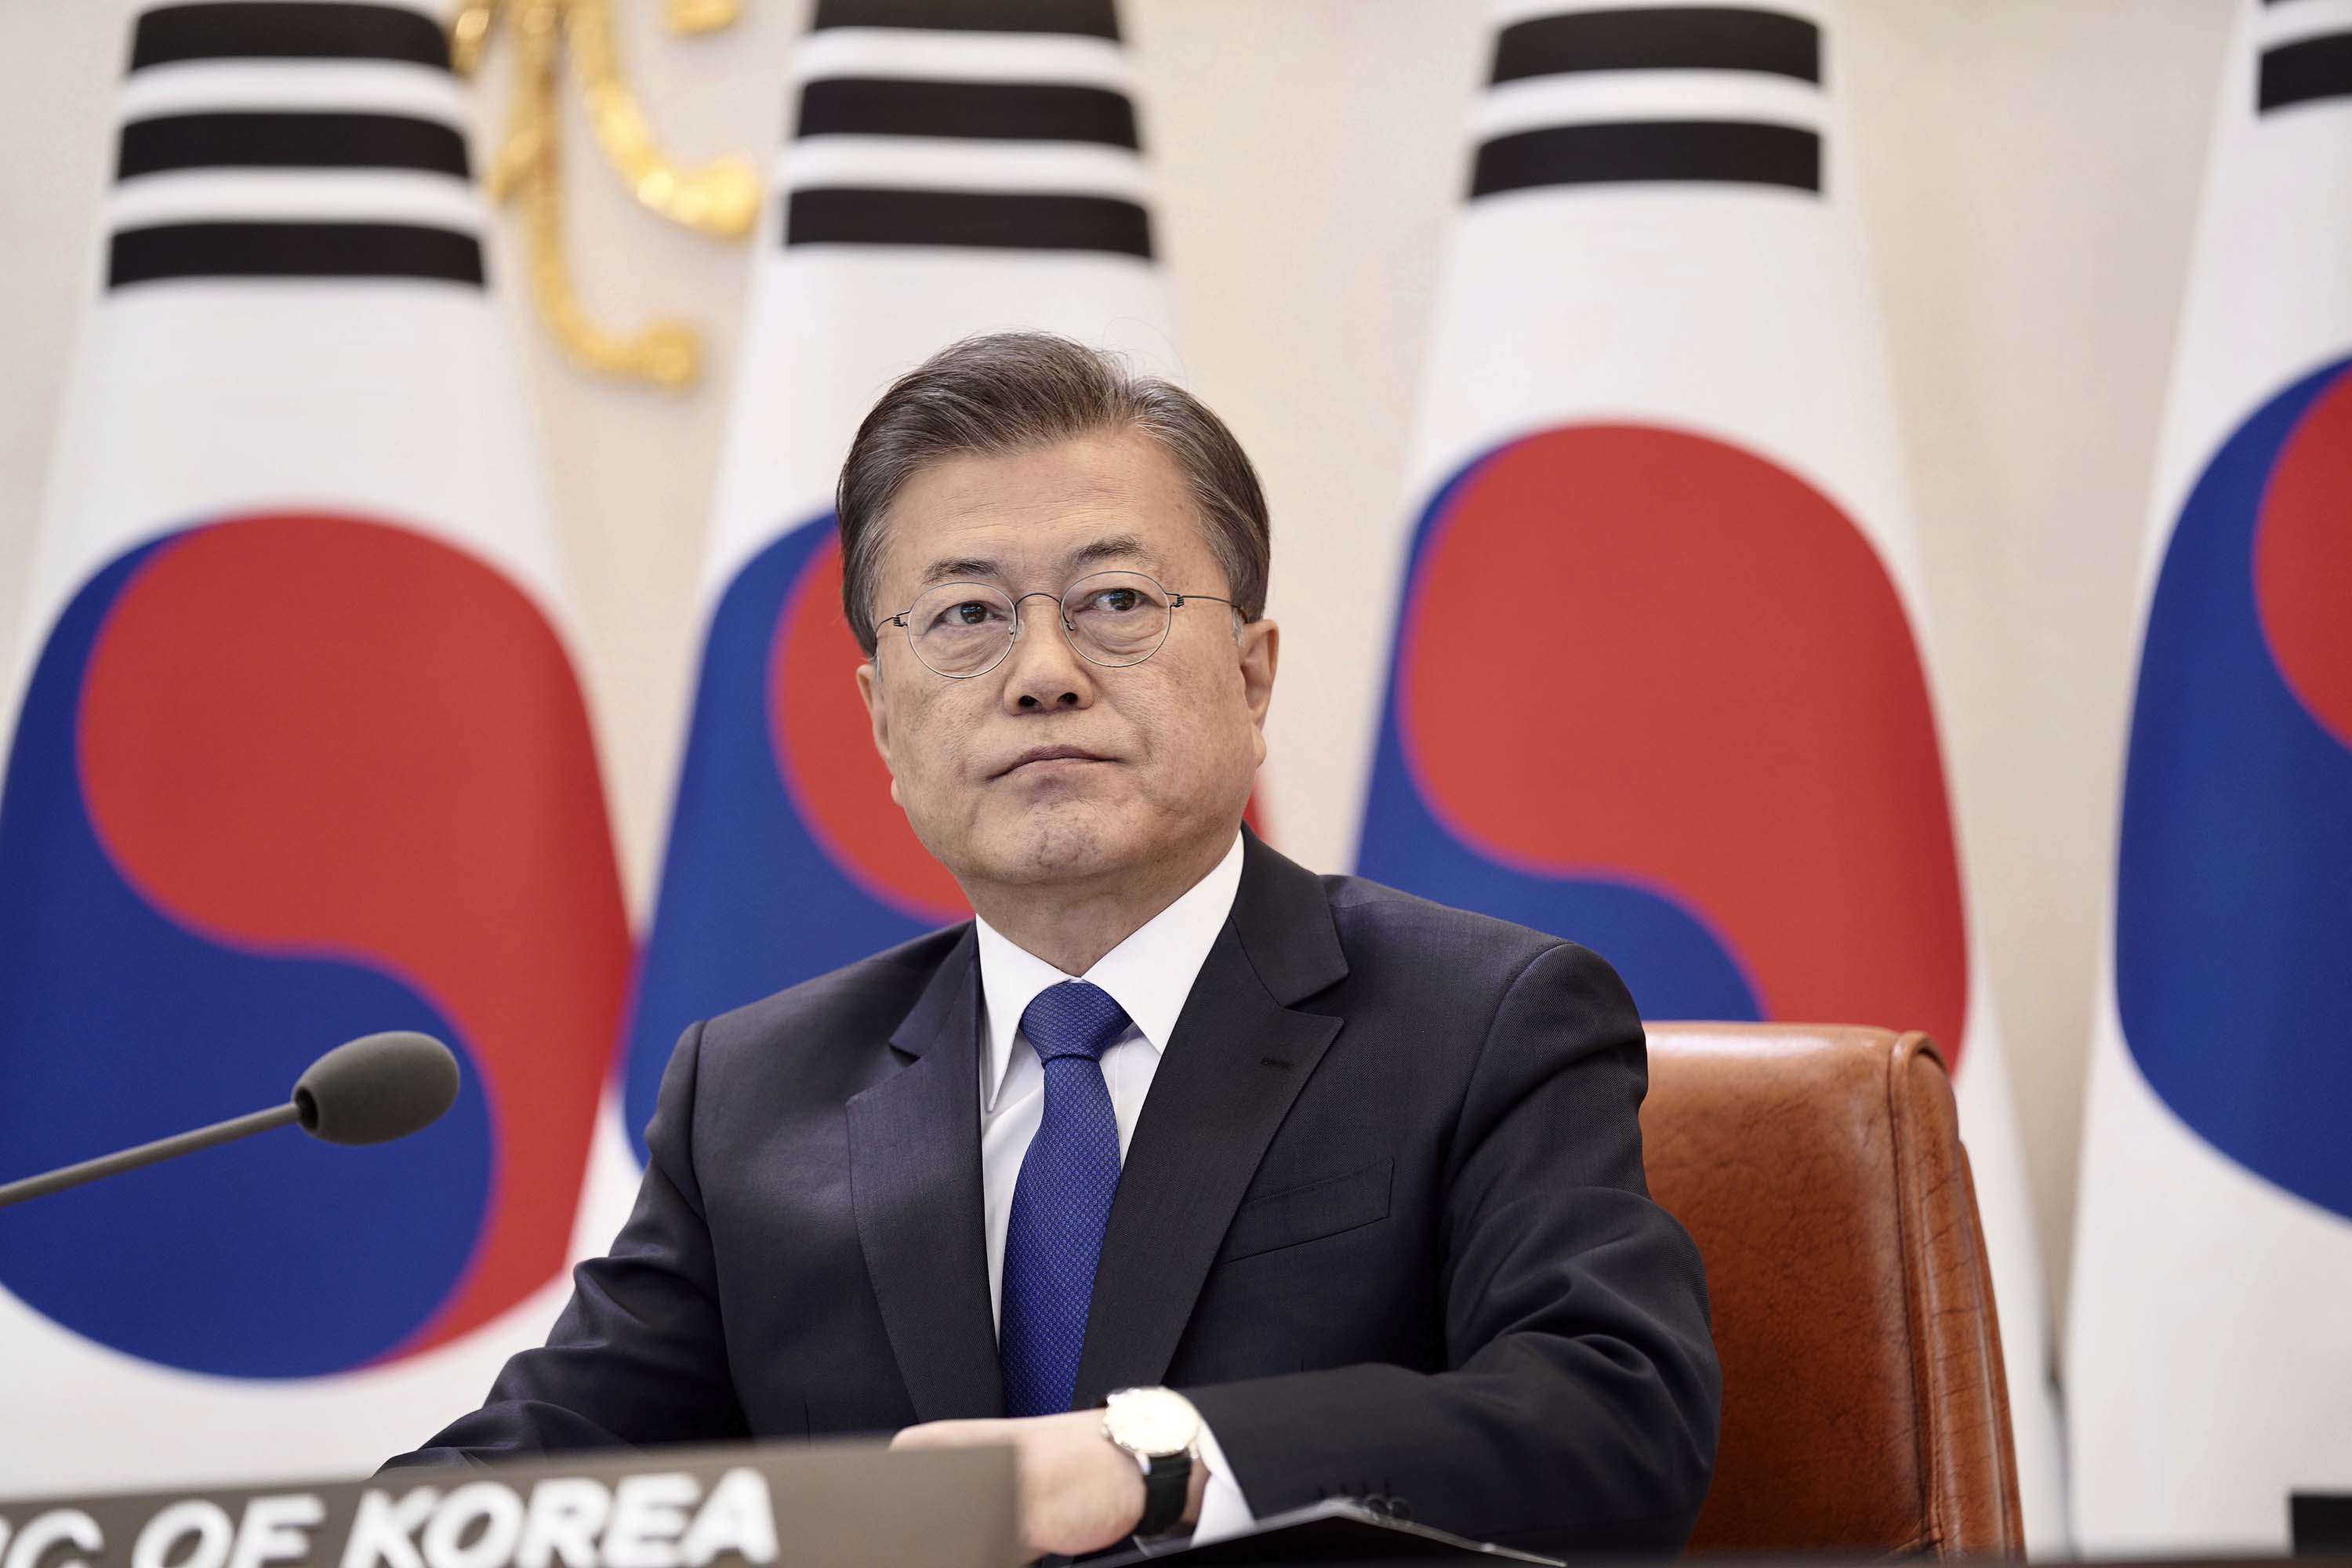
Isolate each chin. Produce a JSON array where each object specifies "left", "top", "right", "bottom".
[{"left": 969, "top": 801, "right": 1141, "bottom": 886}]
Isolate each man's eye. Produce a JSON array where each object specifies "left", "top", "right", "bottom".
[
  {"left": 1087, "top": 589, "right": 1142, "bottom": 614},
  {"left": 930, "top": 600, "right": 1003, "bottom": 631}
]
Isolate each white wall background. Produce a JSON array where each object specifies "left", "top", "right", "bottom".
[{"left": 0, "top": 0, "right": 2234, "bottom": 1344}]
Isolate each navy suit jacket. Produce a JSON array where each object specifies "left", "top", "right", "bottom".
[{"left": 392, "top": 832, "right": 1721, "bottom": 1558}]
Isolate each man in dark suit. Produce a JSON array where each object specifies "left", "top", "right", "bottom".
[{"left": 393, "top": 333, "right": 1720, "bottom": 1561}]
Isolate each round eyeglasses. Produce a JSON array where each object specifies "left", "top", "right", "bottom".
[{"left": 875, "top": 570, "right": 1236, "bottom": 680}]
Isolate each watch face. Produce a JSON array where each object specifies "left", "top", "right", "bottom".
[{"left": 1105, "top": 1387, "right": 1200, "bottom": 1456}]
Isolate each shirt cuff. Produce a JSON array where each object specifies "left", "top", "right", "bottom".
[{"left": 1189, "top": 1417, "right": 1254, "bottom": 1546}]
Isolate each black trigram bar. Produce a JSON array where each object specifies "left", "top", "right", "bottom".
[
  {"left": 118, "top": 112, "right": 470, "bottom": 180},
  {"left": 1494, "top": 7, "right": 1820, "bottom": 85},
  {"left": 796, "top": 79, "right": 1138, "bottom": 146},
  {"left": 811, "top": 0, "right": 1119, "bottom": 37},
  {"left": 129, "top": 2, "right": 451, "bottom": 71},
  {"left": 2259, "top": 31, "right": 2352, "bottom": 112},
  {"left": 785, "top": 188, "right": 1150, "bottom": 255},
  {"left": 107, "top": 221, "right": 485, "bottom": 287},
  {"left": 1472, "top": 120, "right": 1820, "bottom": 196}
]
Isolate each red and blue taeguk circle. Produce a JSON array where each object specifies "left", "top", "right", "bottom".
[
  {"left": 0, "top": 514, "right": 632, "bottom": 1377},
  {"left": 1357, "top": 423, "right": 1970, "bottom": 1060},
  {"left": 621, "top": 518, "right": 964, "bottom": 1157},
  {"left": 2117, "top": 357, "right": 2352, "bottom": 1221}
]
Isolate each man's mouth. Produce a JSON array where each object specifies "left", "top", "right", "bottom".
[{"left": 994, "top": 746, "right": 1112, "bottom": 778}]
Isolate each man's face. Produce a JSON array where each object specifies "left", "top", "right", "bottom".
[{"left": 854, "top": 430, "right": 1277, "bottom": 895}]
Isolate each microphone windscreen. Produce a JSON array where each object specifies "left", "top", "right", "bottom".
[{"left": 293, "top": 1032, "right": 461, "bottom": 1146}]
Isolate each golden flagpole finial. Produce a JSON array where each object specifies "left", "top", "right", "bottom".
[
  {"left": 568, "top": 0, "right": 760, "bottom": 240},
  {"left": 453, "top": 0, "right": 753, "bottom": 393},
  {"left": 662, "top": 0, "right": 744, "bottom": 38}
]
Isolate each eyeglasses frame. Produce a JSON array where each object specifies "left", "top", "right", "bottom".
[{"left": 873, "top": 568, "right": 1238, "bottom": 681}]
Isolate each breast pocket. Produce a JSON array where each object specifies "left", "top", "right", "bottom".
[{"left": 1217, "top": 1156, "right": 1394, "bottom": 1264}]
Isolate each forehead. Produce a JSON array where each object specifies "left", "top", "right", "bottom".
[{"left": 875, "top": 430, "right": 1218, "bottom": 593}]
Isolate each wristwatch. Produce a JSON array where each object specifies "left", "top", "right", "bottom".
[{"left": 1102, "top": 1385, "right": 1200, "bottom": 1537}]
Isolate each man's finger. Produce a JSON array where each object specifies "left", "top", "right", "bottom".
[{"left": 891, "top": 1418, "right": 1004, "bottom": 1450}]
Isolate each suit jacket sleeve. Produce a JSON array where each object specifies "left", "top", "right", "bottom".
[
  {"left": 1182, "top": 942, "right": 1722, "bottom": 1558},
  {"left": 382, "top": 1021, "right": 750, "bottom": 1467}
]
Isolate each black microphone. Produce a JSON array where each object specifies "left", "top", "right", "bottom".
[{"left": 0, "top": 1031, "right": 460, "bottom": 1210}]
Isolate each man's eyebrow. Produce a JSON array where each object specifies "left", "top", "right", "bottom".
[
  {"left": 918, "top": 556, "right": 1001, "bottom": 587},
  {"left": 914, "top": 535, "right": 1157, "bottom": 590},
  {"left": 1062, "top": 535, "right": 1155, "bottom": 573}
]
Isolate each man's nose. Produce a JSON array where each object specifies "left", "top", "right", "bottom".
[{"left": 1000, "top": 593, "right": 1094, "bottom": 713}]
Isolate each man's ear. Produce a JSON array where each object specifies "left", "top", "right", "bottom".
[
  {"left": 855, "top": 659, "right": 903, "bottom": 807},
  {"left": 1237, "top": 619, "right": 1278, "bottom": 752}
]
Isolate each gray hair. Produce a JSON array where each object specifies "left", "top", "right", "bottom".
[{"left": 834, "top": 332, "right": 1270, "bottom": 655}]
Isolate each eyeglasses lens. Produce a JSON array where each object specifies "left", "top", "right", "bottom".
[{"left": 1061, "top": 572, "right": 1172, "bottom": 666}]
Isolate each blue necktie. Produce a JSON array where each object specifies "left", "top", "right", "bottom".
[{"left": 1000, "top": 979, "right": 1131, "bottom": 1418}]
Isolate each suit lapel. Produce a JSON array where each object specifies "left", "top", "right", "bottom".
[
  {"left": 1071, "top": 832, "right": 1349, "bottom": 1406},
  {"left": 844, "top": 928, "right": 1005, "bottom": 1423}
]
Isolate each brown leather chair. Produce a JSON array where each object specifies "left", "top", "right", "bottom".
[{"left": 1640, "top": 1025, "right": 2024, "bottom": 1558}]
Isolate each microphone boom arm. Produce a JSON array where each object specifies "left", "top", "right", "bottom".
[
  {"left": 0, "top": 1102, "right": 301, "bottom": 1210},
  {"left": 0, "top": 1031, "right": 458, "bottom": 1213}
]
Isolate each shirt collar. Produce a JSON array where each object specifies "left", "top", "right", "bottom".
[{"left": 973, "top": 831, "right": 1247, "bottom": 1110}]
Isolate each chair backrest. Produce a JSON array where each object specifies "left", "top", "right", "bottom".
[{"left": 1639, "top": 1025, "right": 2023, "bottom": 1558}]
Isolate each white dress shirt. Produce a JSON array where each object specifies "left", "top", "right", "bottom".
[{"left": 971, "top": 829, "right": 1254, "bottom": 1546}]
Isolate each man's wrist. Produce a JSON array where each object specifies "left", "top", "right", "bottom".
[
  {"left": 1110, "top": 1444, "right": 1200, "bottom": 1540},
  {"left": 1102, "top": 1387, "right": 1203, "bottom": 1537},
  {"left": 1087, "top": 1428, "right": 1180, "bottom": 1539}
]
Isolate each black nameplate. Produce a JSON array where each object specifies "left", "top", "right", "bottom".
[{"left": 0, "top": 1441, "right": 1014, "bottom": 1568}]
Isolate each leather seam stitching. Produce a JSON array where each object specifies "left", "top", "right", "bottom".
[{"left": 1886, "top": 1031, "right": 1947, "bottom": 1555}]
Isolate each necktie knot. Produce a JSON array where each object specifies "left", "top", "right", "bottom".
[{"left": 1019, "top": 980, "right": 1130, "bottom": 1065}]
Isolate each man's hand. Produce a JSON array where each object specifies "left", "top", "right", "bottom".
[{"left": 890, "top": 1410, "right": 1207, "bottom": 1559}]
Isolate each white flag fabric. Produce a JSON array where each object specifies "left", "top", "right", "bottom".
[
  {"left": 619, "top": 0, "right": 1181, "bottom": 1147},
  {"left": 0, "top": 0, "right": 633, "bottom": 1490},
  {"left": 1350, "top": 1, "right": 2066, "bottom": 1548},
  {"left": 2066, "top": 0, "right": 2352, "bottom": 1551}
]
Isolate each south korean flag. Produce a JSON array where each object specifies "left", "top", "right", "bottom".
[
  {"left": 1352, "top": 1, "right": 2067, "bottom": 1548},
  {"left": 619, "top": 0, "right": 1183, "bottom": 1149},
  {"left": 0, "top": 0, "right": 634, "bottom": 1490},
  {"left": 2068, "top": 0, "right": 2352, "bottom": 1550}
]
